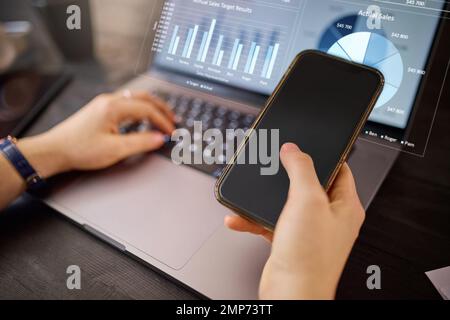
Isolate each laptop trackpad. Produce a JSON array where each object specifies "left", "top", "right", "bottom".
[{"left": 48, "top": 155, "right": 226, "bottom": 270}]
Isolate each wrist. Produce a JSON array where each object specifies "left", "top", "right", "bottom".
[
  {"left": 259, "top": 259, "right": 337, "bottom": 300},
  {"left": 17, "top": 133, "right": 71, "bottom": 179},
  {"left": 260, "top": 273, "right": 336, "bottom": 300}
]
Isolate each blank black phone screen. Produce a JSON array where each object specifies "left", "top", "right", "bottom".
[{"left": 218, "top": 51, "right": 383, "bottom": 228}]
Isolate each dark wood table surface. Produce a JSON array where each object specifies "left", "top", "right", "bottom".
[{"left": 0, "top": 0, "right": 449, "bottom": 300}]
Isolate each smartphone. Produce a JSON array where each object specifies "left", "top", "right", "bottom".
[{"left": 215, "top": 50, "right": 384, "bottom": 230}]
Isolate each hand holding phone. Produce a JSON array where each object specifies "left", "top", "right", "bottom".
[
  {"left": 216, "top": 50, "right": 384, "bottom": 229},
  {"left": 225, "top": 142, "right": 367, "bottom": 299}
]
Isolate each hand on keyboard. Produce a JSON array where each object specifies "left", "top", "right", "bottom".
[{"left": 123, "top": 90, "right": 257, "bottom": 177}]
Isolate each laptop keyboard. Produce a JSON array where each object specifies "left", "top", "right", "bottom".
[{"left": 122, "top": 90, "right": 256, "bottom": 177}]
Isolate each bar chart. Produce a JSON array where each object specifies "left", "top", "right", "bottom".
[
  {"left": 166, "top": 18, "right": 281, "bottom": 79},
  {"left": 151, "top": 0, "right": 301, "bottom": 94}
]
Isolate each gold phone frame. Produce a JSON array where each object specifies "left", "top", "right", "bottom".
[{"left": 215, "top": 50, "right": 385, "bottom": 231}]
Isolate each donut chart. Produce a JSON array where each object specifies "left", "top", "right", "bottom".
[{"left": 327, "top": 32, "right": 404, "bottom": 109}]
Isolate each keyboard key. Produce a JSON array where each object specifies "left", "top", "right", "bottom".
[
  {"left": 188, "top": 108, "right": 201, "bottom": 118},
  {"left": 213, "top": 118, "right": 224, "bottom": 127},
  {"left": 185, "top": 118, "right": 195, "bottom": 127},
  {"left": 174, "top": 115, "right": 183, "bottom": 124},
  {"left": 202, "top": 121, "right": 211, "bottom": 130},
  {"left": 153, "top": 90, "right": 254, "bottom": 177},
  {"left": 191, "top": 98, "right": 203, "bottom": 109},
  {"left": 228, "top": 121, "right": 239, "bottom": 130},
  {"left": 216, "top": 107, "right": 227, "bottom": 117},
  {"left": 229, "top": 111, "right": 240, "bottom": 121},
  {"left": 243, "top": 114, "right": 256, "bottom": 125},
  {"left": 201, "top": 113, "right": 212, "bottom": 122},
  {"left": 203, "top": 103, "right": 216, "bottom": 113}
]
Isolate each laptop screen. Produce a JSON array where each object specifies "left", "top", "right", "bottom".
[{"left": 152, "top": 0, "right": 445, "bottom": 130}]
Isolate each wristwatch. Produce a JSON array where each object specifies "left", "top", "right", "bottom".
[{"left": 0, "top": 136, "right": 46, "bottom": 191}]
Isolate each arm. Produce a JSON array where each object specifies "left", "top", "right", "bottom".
[
  {"left": 0, "top": 91, "right": 174, "bottom": 211},
  {"left": 0, "top": 134, "right": 67, "bottom": 209},
  {"left": 225, "top": 143, "right": 365, "bottom": 300}
]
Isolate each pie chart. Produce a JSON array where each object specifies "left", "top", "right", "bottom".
[{"left": 327, "top": 32, "right": 403, "bottom": 109}]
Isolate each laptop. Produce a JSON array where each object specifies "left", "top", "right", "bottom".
[{"left": 44, "top": 0, "right": 448, "bottom": 299}]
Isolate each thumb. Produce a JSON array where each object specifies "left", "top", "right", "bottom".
[
  {"left": 272, "top": 143, "right": 328, "bottom": 250},
  {"left": 280, "top": 143, "right": 323, "bottom": 199},
  {"left": 118, "top": 131, "right": 167, "bottom": 158},
  {"left": 277, "top": 143, "right": 328, "bottom": 226}
]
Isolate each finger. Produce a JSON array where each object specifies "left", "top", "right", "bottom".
[
  {"left": 113, "top": 98, "right": 175, "bottom": 134},
  {"left": 280, "top": 143, "right": 324, "bottom": 198},
  {"left": 224, "top": 215, "right": 266, "bottom": 234},
  {"left": 328, "top": 163, "right": 359, "bottom": 203},
  {"left": 224, "top": 215, "right": 273, "bottom": 242},
  {"left": 127, "top": 91, "right": 175, "bottom": 121},
  {"left": 328, "top": 163, "right": 364, "bottom": 222},
  {"left": 117, "top": 131, "right": 167, "bottom": 158},
  {"left": 277, "top": 143, "right": 328, "bottom": 227}
]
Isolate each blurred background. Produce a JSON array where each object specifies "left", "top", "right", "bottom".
[{"left": 0, "top": 0, "right": 159, "bottom": 137}]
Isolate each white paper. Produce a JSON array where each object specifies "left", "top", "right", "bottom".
[{"left": 425, "top": 266, "right": 450, "bottom": 300}]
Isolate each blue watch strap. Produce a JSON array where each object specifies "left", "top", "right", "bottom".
[{"left": 0, "top": 136, "right": 46, "bottom": 191}]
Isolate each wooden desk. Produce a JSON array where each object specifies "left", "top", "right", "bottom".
[{"left": 0, "top": 0, "right": 449, "bottom": 299}]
